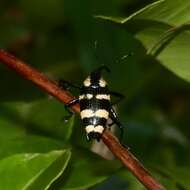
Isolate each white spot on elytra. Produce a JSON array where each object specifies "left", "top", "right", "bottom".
[
  {"left": 96, "top": 94, "right": 110, "bottom": 100},
  {"left": 94, "top": 125, "right": 104, "bottom": 133},
  {"left": 86, "top": 94, "right": 93, "bottom": 99},
  {"left": 79, "top": 94, "right": 93, "bottom": 100},
  {"left": 95, "top": 109, "right": 109, "bottom": 119},
  {"left": 83, "top": 77, "right": 91, "bottom": 87},
  {"left": 80, "top": 109, "right": 109, "bottom": 119},
  {"left": 85, "top": 125, "right": 94, "bottom": 133},
  {"left": 85, "top": 125, "right": 104, "bottom": 134},
  {"left": 99, "top": 78, "right": 106, "bottom": 87},
  {"left": 81, "top": 109, "right": 94, "bottom": 119},
  {"left": 79, "top": 94, "right": 85, "bottom": 100}
]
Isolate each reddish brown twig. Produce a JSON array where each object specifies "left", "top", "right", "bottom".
[{"left": 0, "top": 49, "right": 166, "bottom": 190}]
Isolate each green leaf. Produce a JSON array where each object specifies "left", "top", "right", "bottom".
[
  {"left": 136, "top": 0, "right": 190, "bottom": 26},
  {"left": 52, "top": 148, "right": 121, "bottom": 190},
  {"left": 95, "top": 0, "right": 165, "bottom": 24},
  {"left": 135, "top": 22, "right": 190, "bottom": 82},
  {"left": 0, "top": 150, "right": 71, "bottom": 190},
  {"left": 25, "top": 99, "right": 75, "bottom": 141},
  {"left": 1, "top": 99, "right": 74, "bottom": 141},
  {"left": 96, "top": 1, "right": 190, "bottom": 82},
  {"left": 96, "top": 0, "right": 190, "bottom": 26},
  {"left": 118, "top": 170, "right": 146, "bottom": 190},
  {"left": 0, "top": 133, "right": 65, "bottom": 160},
  {"left": 155, "top": 166, "right": 190, "bottom": 189},
  {"left": 0, "top": 101, "right": 70, "bottom": 159},
  {"left": 172, "top": 167, "right": 190, "bottom": 189}
]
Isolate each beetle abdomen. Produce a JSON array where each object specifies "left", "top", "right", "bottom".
[{"left": 79, "top": 94, "right": 110, "bottom": 140}]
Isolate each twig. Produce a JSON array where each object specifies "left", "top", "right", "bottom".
[{"left": 0, "top": 49, "right": 166, "bottom": 190}]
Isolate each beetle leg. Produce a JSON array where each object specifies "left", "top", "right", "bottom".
[
  {"left": 58, "top": 79, "right": 80, "bottom": 90},
  {"left": 86, "top": 134, "right": 91, "bottom": 141},
  {"left": 63, "top": 98, "right": 79, "bottom": 122},
  {"left": 110, "top": 91, "right": 125, "bottom": 105},
  {"left": 108, "top": 107, "right": 124, "bottom": 141}
]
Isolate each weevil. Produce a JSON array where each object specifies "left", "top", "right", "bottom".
[{"left": 58, "top": 66, "right": 125, "bottom": 141}]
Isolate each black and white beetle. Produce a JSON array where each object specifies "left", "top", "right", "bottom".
[{"left": 59, "top": 66, "right": 124, "bottom": 142}]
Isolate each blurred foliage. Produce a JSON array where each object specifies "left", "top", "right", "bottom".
[{"left": 0, "top": 0, "right": 190, "bottom": 189}]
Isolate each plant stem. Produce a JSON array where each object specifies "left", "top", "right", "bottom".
[{"left": 0, "top": 49, "right": 166, "bottom": 190}]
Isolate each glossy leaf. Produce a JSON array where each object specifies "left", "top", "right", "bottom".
[
  {"left": 95, "top": 0, "right": 165, "bottom": 24},
  {"left": 136, "top": 0, "right": 190, "bottom": 25},
  {"left": 136, "top": 22, "right": 190, "bottom": 82},
  {"left": 96, "top": 0, "right": 190, "bottom": 82},
  {"left": 52, "top": 148, "right": 121, "bottom": 190},
  {"left": 0, "top": 150, "right": 71, "bottom": 190}
]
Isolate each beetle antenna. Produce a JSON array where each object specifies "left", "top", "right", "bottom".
[
  {"left": 93, "top": 41, "right": 111, "bottom": 74},
  {"left": 115, "top": 52, "right": 134, "bottom": 64},
  {"left": 93, "top": 40, "right": 99, "bottom": 61},
  {"left": 93, "top": 40, "right": 103, "bottom": 65}
]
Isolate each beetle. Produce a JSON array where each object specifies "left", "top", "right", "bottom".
[{"left": 58, "top": 66, "right": 124, "bottom": 141}]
